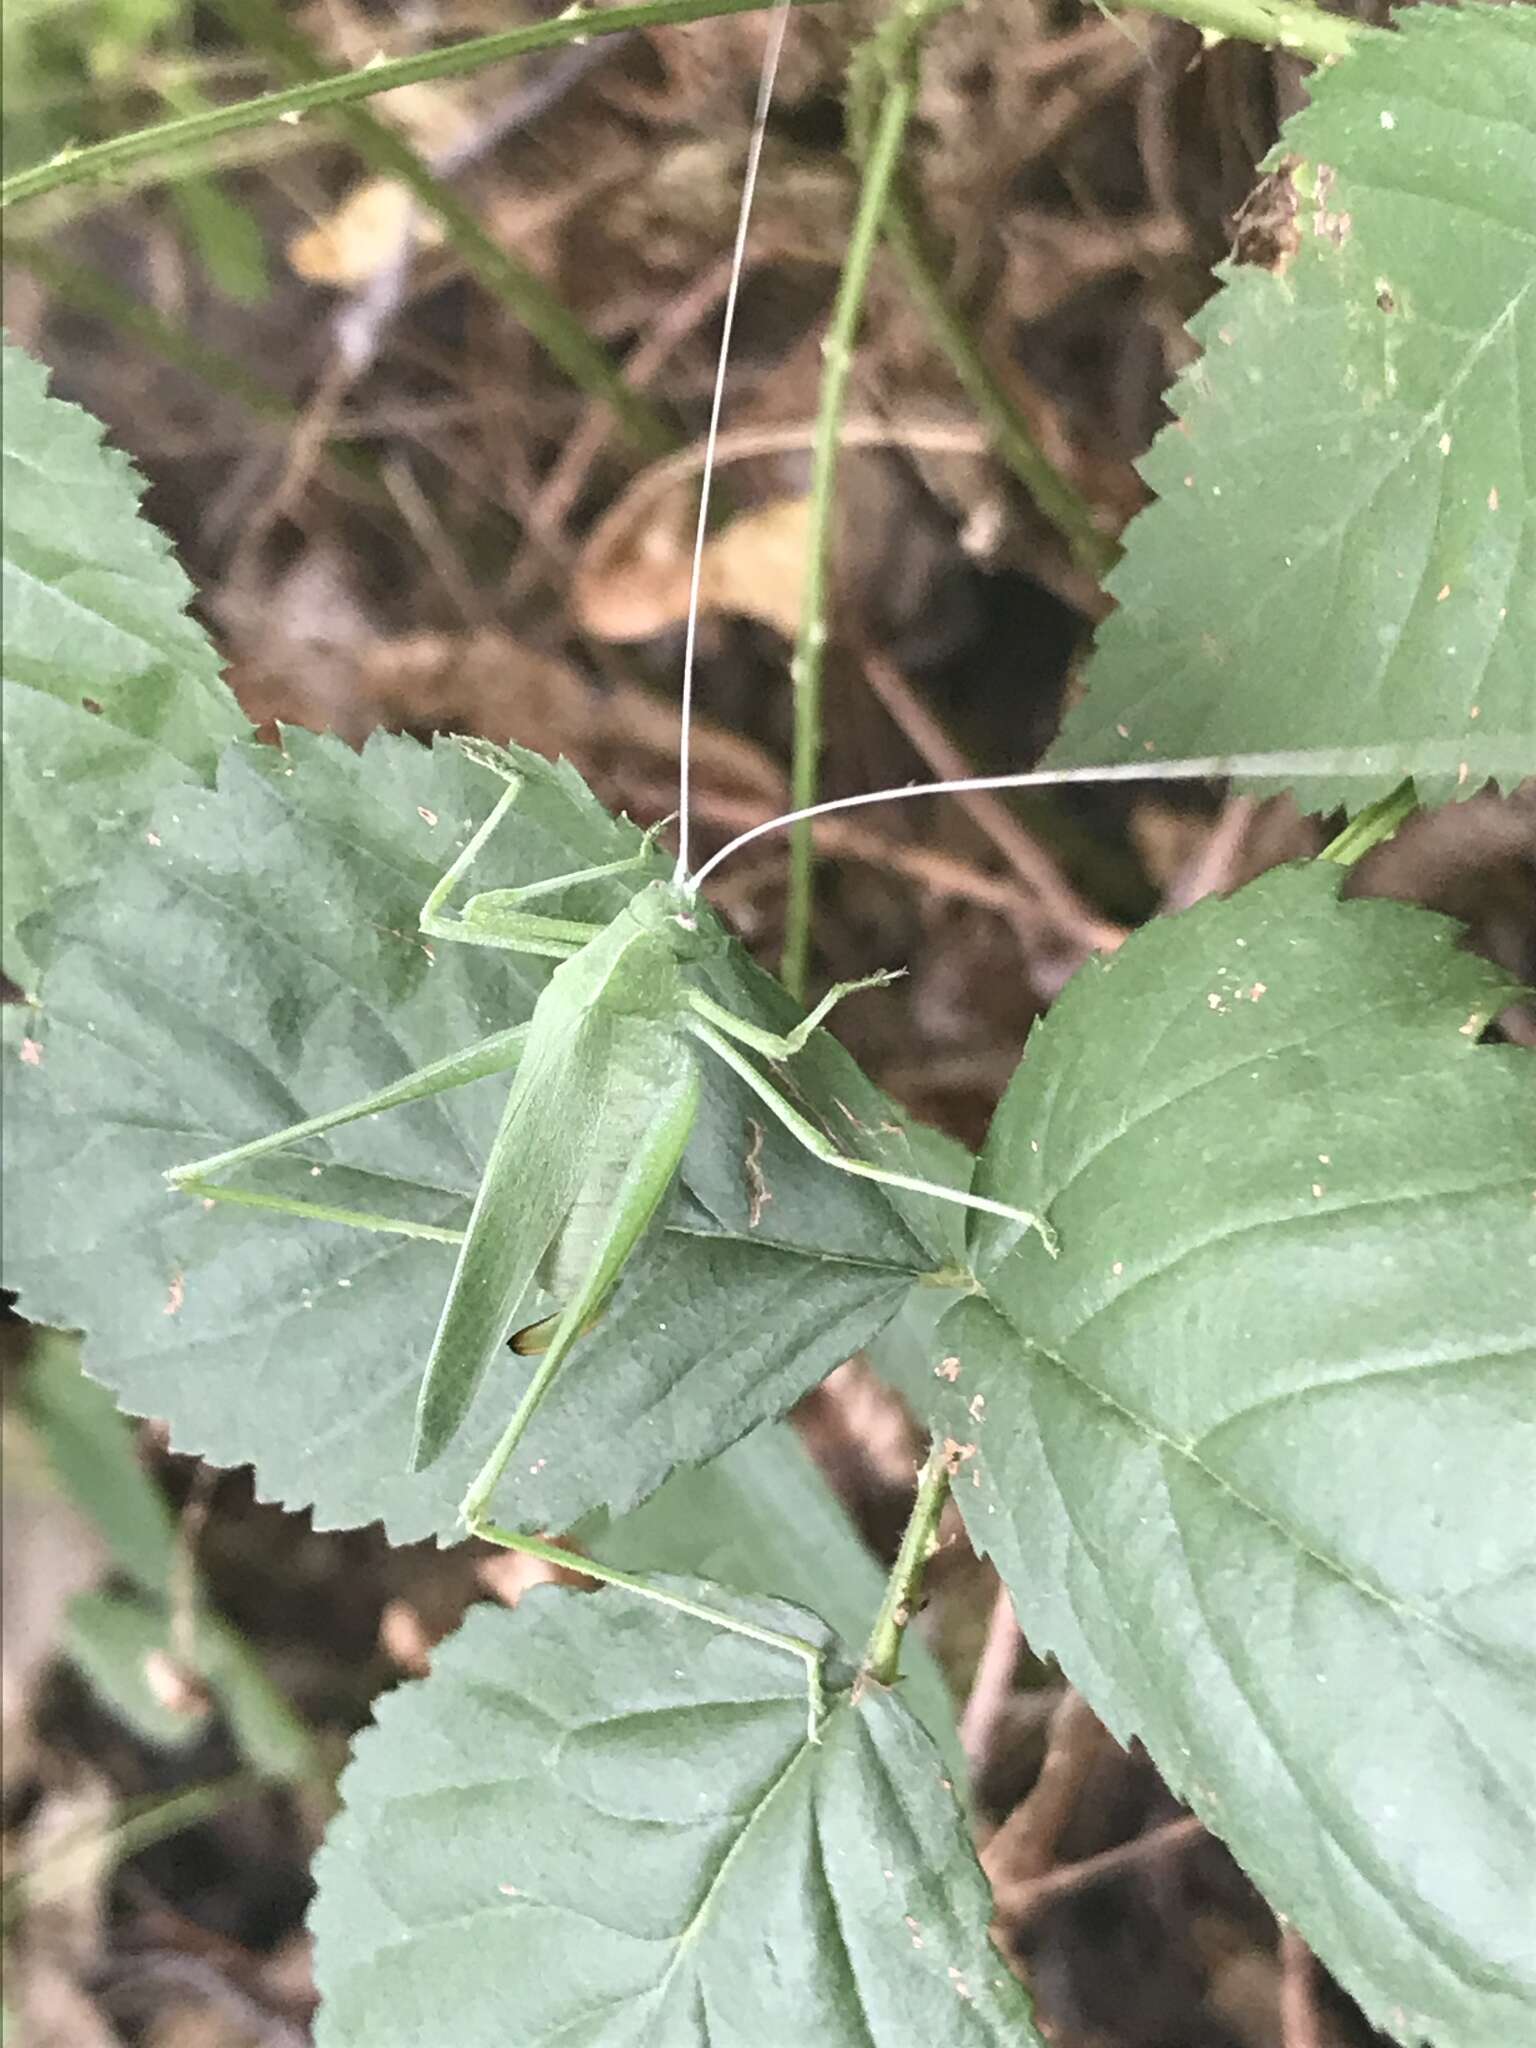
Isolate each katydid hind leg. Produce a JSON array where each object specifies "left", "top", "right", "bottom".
[{"left": 170, "top": 1177, "right": 466, "bottom": 1242}]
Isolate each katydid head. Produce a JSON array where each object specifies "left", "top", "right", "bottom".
[{"left": 625, "top": 878, "right": 725, "bottom": 962}]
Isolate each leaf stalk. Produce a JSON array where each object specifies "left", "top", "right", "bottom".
[{"left": 860, "top": 1437, "right": 953, "bottom": 1689}]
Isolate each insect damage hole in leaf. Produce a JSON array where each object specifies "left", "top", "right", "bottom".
[
  {"left": 933, "top": 861, "right": 1536, "bottom": 2048},
  {"left": 310, "top": 1586, "right": 1042, "bottom": 2048}
]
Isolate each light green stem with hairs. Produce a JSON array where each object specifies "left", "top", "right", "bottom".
[
  {"left": 861, "top": 1439, "right": 952, "bottom": 1688},
  {"left": 1320, "top": 779, "right": 1419, "bottom": 866},
  {"left": 1116, "top": 0, "right": 1367, "bottom": 60},
  {"left": 0, "top": 0, "right": 842, "bottom": 212}
]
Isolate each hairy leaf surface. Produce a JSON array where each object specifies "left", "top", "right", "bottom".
[
  {"left": 0, "top": 340, "right": 244, "bottom": 987},
  {"left": 310, "top": 1588, "right": 1037, "bottom": 2046},
  {"left": 934, "top": 864, "right": 1536, "bottom": 2046},
  {"left": 3, "top": 730, "right": 946, "bottom": 1543},
  {"left": 1051, "top": 4, "right": 1536, "bottom": 809}
]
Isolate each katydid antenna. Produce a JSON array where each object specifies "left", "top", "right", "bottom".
[{"left": 673, "top": 0, "right": 793, "bottom": 886}]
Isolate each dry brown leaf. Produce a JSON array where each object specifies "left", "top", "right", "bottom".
[
  {"left": 288, "top": 177, "right": 444, "bottom": 288},
  {"left": 574, "top": 487, "right": 810, "bottom": 644},
  {"left": 698, "top": 496, "right": 811, "bottom": 639}
]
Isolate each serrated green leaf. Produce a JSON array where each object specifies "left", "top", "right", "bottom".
[
  {"left": 1051, "top": 4, "right": 1536, "bottom": 810},
  {"left": 931, "top": 864, "right": 1535, "bottom": 2046},
  {"left": 3, "top": 728, "right": 943, "bottom": 1544},
  {"left": 586, "top": 1421, "right": 963, "bottom": 1781},
  {"left": 1, "top": 339, "right": 245, "bottom": 987},
  {"left": 311, "top": 1587, "right": 1038, "bottom": 2046}
]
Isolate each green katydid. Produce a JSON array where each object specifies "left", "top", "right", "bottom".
[{"left": 165, "top": 742, "right": 1059, "bottom": 1535}]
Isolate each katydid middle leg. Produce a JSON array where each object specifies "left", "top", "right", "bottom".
[{"left": 686, "top": 969, "right": 903, "bottom": 1059}]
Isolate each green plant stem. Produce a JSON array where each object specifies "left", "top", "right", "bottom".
[
  {"left": 208, "top": 0, "right": 672, "bottom": 455},
  {"left": 8, "top": 244, "right": 393, "bottom": 501},
  {"left": 1, "top": 0, "right": 840, "bottom": 212},
  {"left": 860, "top": 1439, "right": 952, "bottom": 1688},
  {"left": 1319, "top": 778, "right": 1418, "bottom": 865},
  {"left": 1115, "top": 0, "right": 1370, "bottom": 60},
  {"left": 782, "top": 0, "right": 956, "bottom": 998},
  {"left": 880, "top": 184, "right": 1119, "bottom": 581},
  {"left": 5, "top": 1772, "right": 267, "bottom": 1917}
]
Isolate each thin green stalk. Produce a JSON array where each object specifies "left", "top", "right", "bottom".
[
  {"left": 1115, "top": 0, "right": 1369, "bottom": 61},
  {"left": 861, "top": 1439, "right": 951, "bottom": 1688},
  {"left": 210, "top": 0, "right": 672, "bottom": 455},
  {"left": 5, "top": 1772, "right": 267, "bottom": 1918},
  {"left": 880, "top": 185, "right": 1119, "bottom": 582},
  {"left": 8, "top": 244, "right": 393, "bottom": 499},
  {"left": 782, "top": 0, "right": 957, "bottom": 997},
  {"left": 1320, "top": 778, "right": 1418, "bottom": 865},
  {"left": 1, "top": 0, "right": 841, "bottom": 212}
]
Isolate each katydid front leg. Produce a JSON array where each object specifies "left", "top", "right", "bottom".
[{"left": 421, "top": 781, "right": 670, "bottom": 957}]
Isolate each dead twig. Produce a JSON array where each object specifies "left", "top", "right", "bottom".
[
  {"left": 958, "top": 1578, "right": 1024, "bottom": 1774},
  {"left": 1163, "top": 792, "right": 1258, "bottom": 908},
  {"left": 993, "top": 1810, "right": 1208, "bottom": 1920},
  {"left": 980, "top": 1687, "right": 1111, "bottom": 1891},
  {"left": 1278, "top": 1925, "right": 1325, "bottom": 2048}
]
